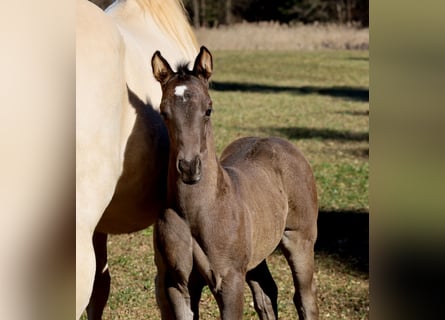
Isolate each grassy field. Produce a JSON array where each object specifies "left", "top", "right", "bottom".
[
  {"left": 82, "top": 49, "right": 369, "bottom": 319},
  {"left": 210, "top": 50, "right": 369, "bottom": 212}
]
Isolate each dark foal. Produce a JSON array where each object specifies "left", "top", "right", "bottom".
[{"left": 151, "top": 46, "right": 319, "bottom": 320}]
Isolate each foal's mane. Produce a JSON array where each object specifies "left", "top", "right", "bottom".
[{"left": 175, "top": 62, "right": 194, "bottom": 79}]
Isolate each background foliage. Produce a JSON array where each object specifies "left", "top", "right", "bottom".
[
  {"left": 184, "top": 0, "right": 368, "bottom": 27},
  {"left": 92, "top": 0, "right": 368, "bottom": 27}
]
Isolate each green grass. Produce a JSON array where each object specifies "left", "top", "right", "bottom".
[
  {"left": 91, "top": 228, "right": 369, "bottom": 320},
  {"left": 82, "top": 50, "right": 369, "bottom": 319},
  {"left": 210, "top": 50, "right": 369, "bottom": 212}
]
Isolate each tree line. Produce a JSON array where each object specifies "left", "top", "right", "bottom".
[
  {"left": 184, "top": 0, "right": 368, "bottom": 27},
  {"left": 90, "top": 0, "right": 368, "bottom": 27}
]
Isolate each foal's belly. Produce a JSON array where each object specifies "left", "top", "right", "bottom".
[
  {"left": 246, "top": 196, "right": 288, "bottom": 270},
  {"left": 221, "top": 137, "right": 293, "bottom": 270},
  {"left": 226, "top": 169, "right": 288, "bottom": 271}
]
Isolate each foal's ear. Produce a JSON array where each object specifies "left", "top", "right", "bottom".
[
  {"left": 192, "top": 46, "right": 213, "bottom": 82},
  {"left": 151, "top": 51, "right": 174, "bottom": 86}
]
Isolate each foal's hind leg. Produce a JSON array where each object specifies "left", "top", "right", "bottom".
[
  {"left": 87, "top": 232, "right": 110, "bottom": 320},
  {"left": 280, "top": 230, "right": 318, "bottom": 320},
  {"left": 246, "top": 260, "right": 278, "bottom": 319}
]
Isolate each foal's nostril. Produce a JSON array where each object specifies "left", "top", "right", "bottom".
[
  {"left": 178, "top": 158, "right": 188, "bottom": 174},
  {"left": 194, "top": 156, "right": 201, "bottom": 172},
  {"left": 178, "top": 157, "right": 201, "bottom": 173}
]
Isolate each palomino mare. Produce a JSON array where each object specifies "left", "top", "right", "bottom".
[
  {"left": 151, "top": 46, "right": 319, "bottom": 319},
  {"left": 76, "top": 0, "right": 198, "bottom": 318}
]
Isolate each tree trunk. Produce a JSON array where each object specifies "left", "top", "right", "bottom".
[
  {"left": 225, "top": 0, "right": 232, "bottom": 25},
  {"left": 200, "top": 0, "right": 206, "bottom": 27},
  {"left": 192, "top": 0, "right": 200, "bottom": 28},
  {"left": 346, "top": 0, "right": 353, "bottom": 24}
]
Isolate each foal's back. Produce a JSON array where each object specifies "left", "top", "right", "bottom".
[
  {"left": 220, "top": 136, "right": 317, "bottom": 215},
  {"left": 220, "top": 136, "right": 318, "bottom": 269}
]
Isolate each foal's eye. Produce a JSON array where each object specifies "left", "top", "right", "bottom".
[{"left": 205, "top": 108, "right": 212, "bottom": 117}]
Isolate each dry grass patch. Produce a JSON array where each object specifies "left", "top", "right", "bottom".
[{"left": 195, "top": 22, "right": 368, "bottom": 51}]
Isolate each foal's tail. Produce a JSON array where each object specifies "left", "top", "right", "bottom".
[{"left": 192, "top": 240, "right": 222, "bottom": 292}]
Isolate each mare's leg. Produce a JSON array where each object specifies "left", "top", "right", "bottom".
[
  {"left": 87, "top": 232, "right": 110, "bottom": 320},
  {"left": 213, "top": 270, "right": 245, "bottom": 320},
  {"left": 280, "top": 229, "right": 319, "bottom": 320},
  {"left": 76, "top": 228, "right": 96, "bottom": 319},
  {"left": 154, "top": 209, "right": 194, "bottom": 320},
  {"left": 246, "top": 260, "right": 278, "bottom": 320}
]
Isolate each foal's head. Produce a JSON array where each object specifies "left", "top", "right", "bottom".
[{"left": 152, "top": 46, "right": 213, "bottom": 185}]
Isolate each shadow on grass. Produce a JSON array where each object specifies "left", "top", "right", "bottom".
[
  {"left": 210, "top": 81, "right": 369, "bottom": 102},
  {"left": 347, "top": 147, "right": 369, "bottom": 159},
  {"left": 315, "top": 210, "right": 369, "bottom": 274},
  {"left": 337, "top": 110, "right": 369, "bottom": 116},
  {"left": 348, "top": 56, "right": 369, "bottom": 61},
  {"left": 263, "top": 126, "right": 369, "bottom": 142}
]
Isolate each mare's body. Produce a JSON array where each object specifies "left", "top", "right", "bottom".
[
  {"left": 152, "top": 47, "right": 319, "bottom": 319},
  {"left": 76, "top": 0, "right": 197, "bottom": 318}
]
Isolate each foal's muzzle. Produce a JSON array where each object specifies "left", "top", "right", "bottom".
[{"left": 177, "top": 156, "right": 201, "bottom": 184}]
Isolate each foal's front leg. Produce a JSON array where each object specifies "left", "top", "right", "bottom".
[
  {"left": 154, "top": 209, "right": 194, "bottom": 320},
  {"left": 213, "top": 270, "right": 245, "bottom": 320}
]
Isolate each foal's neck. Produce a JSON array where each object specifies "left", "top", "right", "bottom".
[{"left": 168, "top": 124, "right": 224, "bottom": 216}]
